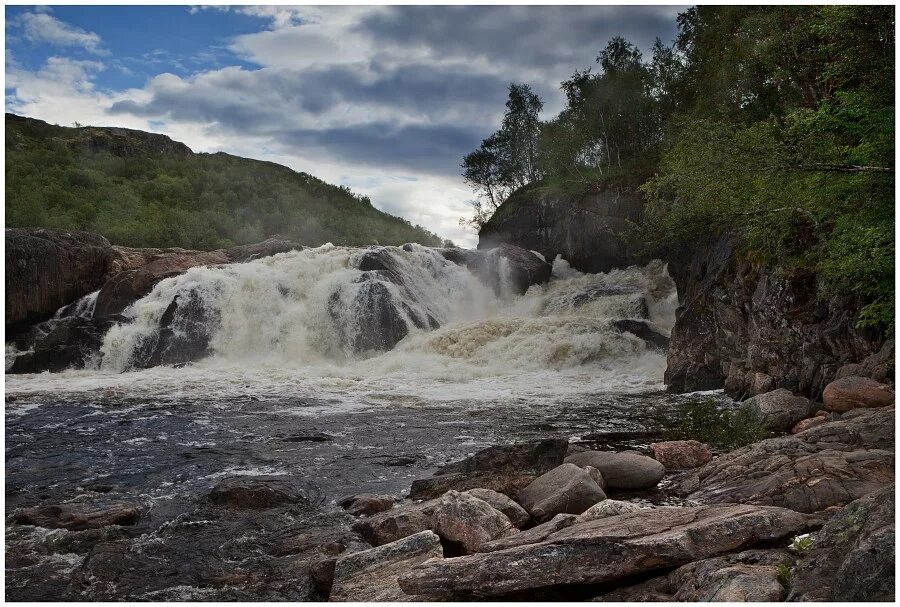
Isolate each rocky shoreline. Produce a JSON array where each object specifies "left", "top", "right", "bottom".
[{"left": 6, "top": 377, "right": 893, "bottom": 601}]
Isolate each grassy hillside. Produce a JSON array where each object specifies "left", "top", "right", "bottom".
[{"left": 5, "top": 114, "right": 442, "bottom": 249}]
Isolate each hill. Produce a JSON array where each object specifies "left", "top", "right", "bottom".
[{"left": 5, "top": 113, "right": 442, "bottom": 249}]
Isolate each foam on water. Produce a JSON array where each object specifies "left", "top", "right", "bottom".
[{"left": 6, "top": 245, "right": 678, "bottom": 406}]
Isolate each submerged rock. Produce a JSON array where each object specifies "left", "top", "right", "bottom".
[
  {"left": 822, "top": 376, "right": 895, "bottom": 412},
  {"left": 208, "top": 476, "right": 318, "bottom": 510},
  {"left": 338, "top": 494, "right": 396, "bottom": 517},
  {"left": 13, "top": 503, "right": 140, "bottom": 531},
  {"left": 398, "top": 503, "right": 813, "bottom": 599},
  {"left": 516, "top": 463, "right": 607, "bottom": 522},
  {"left": 329, "top": 531, "right": 443, "bottom": 602},
  {"left": 789, "top": 484, "right": 895, "bottom": 601},
  {"left": 564, "top": 450, "right": 665, "bottom": 491}
]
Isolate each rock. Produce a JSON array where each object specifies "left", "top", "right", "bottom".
[
  {"left": 675, "top": 406, "right": 894, "bottom": 513},
  {"left": 478, "top": 513, "right": 578, "bottom": 552},
  {"left": 611, "top": 319, "right": 669, "bottom": 350},
  {"left": 95, "top": 248, "right": 229, "bottom": 317},
  {"left": 477, "top": 185, "right": 643, "bottom": 274},
  {"left": 649, "top": 440, "right": 712, "bottom": 470},
  {"left": 564, "top": 450, "right": 665, "bottom": 490},
  {"left": 480, "top": 244, "right": 552, "bottom": 295},
  {"left": 739, "top": 388, "right": 816, "bottom": 432},
  {"left": 13, "top": 503, "right": 140, "bottom": 530},
  {"left": 6, "top": 228, "right": 116, "bottom": 333},
  {"left": 329, "top": 531, "right": 443, "bottom": 601},
  {"left": 431, "top": 491, "right": 518, "bottom": 554},
  {"left": 516, "top": 463, "right": 607, "bottom": 522},
  {"left": 208, "top": 476, "right": 317, "bottom": 510},
  {"left": 575, "top": 499, "right": 644, "bottom": 522},
  {"left": 398, "top": 503, "right": 813, "bottom": 599},
  {"left": 822, "top": 376, "right": 895, "bottom": 413},
  {"left": 836, "top": 339, "right": 894, "bottom": 386},
  {"left": 789, "top": 484, "right": 894, "bottom": 601},
  {"left": 338, "top": 494, "right": 396, "bottom": 517},
  {"left": 224, "top": 236, "right": 302, "bottom": 262},
  {"left": 790, "top": 414, "right": 830, "bottom": 434},
  {"left": 461, "top": 489, "right": 530, "bottom": 529},
  {"left": 9, "top": 316, "right": 117, "bottom": 373},
  {"left": 352, "top": 499, "right": 437, "bottom": 547},
  {"left": 597, "top": 549, "right": 794, "bottom": 602},
  {"left": 664, "top": 234, "right": 887, "bottom": 400},
  {"left": 410, "top": 438, "right": 569, "bottom": 500},
  {"left": 583, "top": 465, "right": 607, "bottom": 491}
]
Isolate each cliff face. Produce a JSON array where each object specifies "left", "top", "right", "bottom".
[
  {"left": 665, "top": 235, "right": 891, "bottom": 400},
  {"left": 477, "top": 186, "right": 642, "bottom": 273}
]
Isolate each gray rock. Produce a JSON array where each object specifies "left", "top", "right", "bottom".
[
  {"left": 789, "top": 484, "right": 894, "bottom": 601},
  {"left": 352, "top": 499, "right": 437, "bottom": 547},
  {"left": 564, "top": 450, "right": 665, "bottom": 490},
  {"left": 398, "top": 503, "right": 813, "bottom": 599},
  {"left": 329, "top": 531, "right": 443, "bottom": 601},
  {"left": 478, "top": 513, "right": 578, "bottom": 553},
  {"left": 575, "top": 499, "right": 644, "bottom": 522},
  {"left": 517, "top": 463, "right": 607, "bottom": 522},
  {"left": 740, "top": 388, "right": 816, "bottom": 432},
  {"left": 431, "top": 490, "right": 518, "bottom": 554},
  {"left": 461, "top": 488, "right": 530, "bottom": 529}
]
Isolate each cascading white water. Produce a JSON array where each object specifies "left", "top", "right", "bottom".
[{"left": 7, "top": 244, "right": 678, "bottom": 402}]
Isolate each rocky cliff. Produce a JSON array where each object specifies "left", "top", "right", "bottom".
[
  {"left": 664, "top": 235, "right": 891, "bottom": 399},
  {"left": 477, "top": 185, "right": 642, "bottom": 273}
]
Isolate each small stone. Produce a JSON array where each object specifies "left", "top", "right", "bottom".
[{"left": 650, "top": 440, "right": 712, "bottom": 470}]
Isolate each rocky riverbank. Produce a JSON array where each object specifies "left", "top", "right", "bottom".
[{"left": 6, "top": 376, "right": 893, "bottom": 601}]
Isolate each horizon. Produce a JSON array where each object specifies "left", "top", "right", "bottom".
[{"left": 5, "top": 5, "right": 681, "bottom": 246}]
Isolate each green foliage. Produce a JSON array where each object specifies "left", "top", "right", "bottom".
[
  {"left": 776, "top": 563, "right": 793, "bottom": 589},
  {"left": 652, "top": 398, "right": 773, "bottom": 450},
  {"left": 5, "top": 116, "right": 442, "bottom": 249},
  {"left": 788, "top": 534, "right": 814, "bottom": 555}
]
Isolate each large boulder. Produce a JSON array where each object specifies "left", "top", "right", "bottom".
[
  {"left": 6, "top": 228, "right": 116, "bottom": 333},
  {"left": 822, "top": 376, "right": 895, "bottom": 413},
  {"left": 788, "top": 484, "right": 894, "bottom": 601},
  {"left": 410, "top": 438, "right": 569, "bottom": 500},
  {"left": 431, "top": 491, "right": 518, "bottom": 554},
  {"left": 460, "top": 489, "right": 530, "bottom": 529},
  {"left": 675, "top": 406, "right": 894, "bottom": 513},
  {"left": 564, "top": 450, "right": 665, "bottom": 491},
  {"left": 477, "top": 185, "right": 643, "bottom": 274},
  {"left": 739, "top": 388, "right": 817, "bottom": 432},
  {"left": 438, "top": 243, "right": 551, "bottom": 295},
  {"left": 9, "top": 316, "right": 118, "bottom": 373},
  {"left": 329, "top": 531, "right": 443, "bottom": 602},
  {"left": 516, "top": 463, "right": 607, "bottom": 522},
  {"left": 596, "top": 549, "right": 794, "bottom": 602},
  {"left": 398, "top": 503, "right": 813, "bottom": 599},
  {"left": 649, "top": 440, "right": 712, "bottom": 470}
]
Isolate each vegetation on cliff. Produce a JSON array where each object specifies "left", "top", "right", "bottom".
[
  {"left": 6, "top": 114, "right": 442, "bottom": 250},
  {"left": 464, "top": 5, "right": 894, "bottom": 329}
]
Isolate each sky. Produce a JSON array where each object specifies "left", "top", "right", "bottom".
[{"left": 5, "top": 5, "right": 682, "bottom": 246}]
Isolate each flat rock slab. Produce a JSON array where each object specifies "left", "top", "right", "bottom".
[
  {"left": 676, "top": 406, "right": 895, "bottom": 513},
  {"left": 789, "top": 484, "right": 894, "bottom": 601},
  {"left": 398, "top": 503, "right": 813, "bottom": 599},
  {"left": 13, "top": 503, "right": 140, "bottom": 530},
  {"left": 329, "top": 531, "right": 443, "bottom": 601}
]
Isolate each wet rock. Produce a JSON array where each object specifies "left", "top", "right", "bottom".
[
  {"left": 339, "top": 494, "right": 396, "bottom": 517},
  {"left": 575, "top": 499, "right": 644, "bottom": 522},
  {"left": 208, "top": 476, "right": 316, "bottom": 510},
  {"left": 431, "top": 490, "right": 518, "bottom": 554},
  {"left": 13, "top": 503, "right": 140, "bottom": 530},
  {"left": 461, "top": 488, "right": 530, "bottom": 529},
  {"left": 517, "top": 463, "right": 607, "bottom": 522},
  {"left": 649, "top": 440, "right": 712, "bottom": 470},
  {"left": 596, "top": 549, "right": 795, "bottom": 602},
  {"left": 739, "top": 388, "right": 816, "bottom": 432},
  {"left": 9, "top": 316, "right": 117, "bottom": 373},
  {"left": 6, "top": 228, "right": 115, "bottom": 333},
  {"left": 410, "top": 438, "right": 569, "bottom": 500},
  {"left": 129, "top": 287, "right": 217, "bottom": 368},
  {"left": 398, "top": 503, "right": 813, "bottom": 599},
  {"left": 611, "top": 319, "right": 670, "bottom": 350},
  {"left": 224, "top": 236, "right": 303, "bottom": 263},
  {"left": 478, "top": 513, "right": 577, "bottom": 553},
  {"left": 352, "top": 499, "right": 437, "bottom": 547},
  {"left": 329, "top": 531, "right": 443, "bottom": 601},
  {"left": 822, "top": 376, "right": 895, "bottom": 413},
  {"left": 789, "top": 484, "right": 894, "bottom": 601},
  {"left": 564, "top": 450, "right": 665, "bottom": 490},
  {"left": 480, "top": 244, "right": 552, "bottom": 295},
  {"left": 676, "top": 406, "right": 894, "bottom": 513}
]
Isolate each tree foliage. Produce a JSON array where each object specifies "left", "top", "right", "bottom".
[{"left": 6, "top": 116, "right": 442, "bottom": 249}]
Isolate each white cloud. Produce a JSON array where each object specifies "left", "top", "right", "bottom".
[{"left": 16, "top": 10, "right": 107, "bottom": 55}]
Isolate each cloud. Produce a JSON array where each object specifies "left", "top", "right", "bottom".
[{"left": 15, "top": 9, "right": 107, "bottom": 55}]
